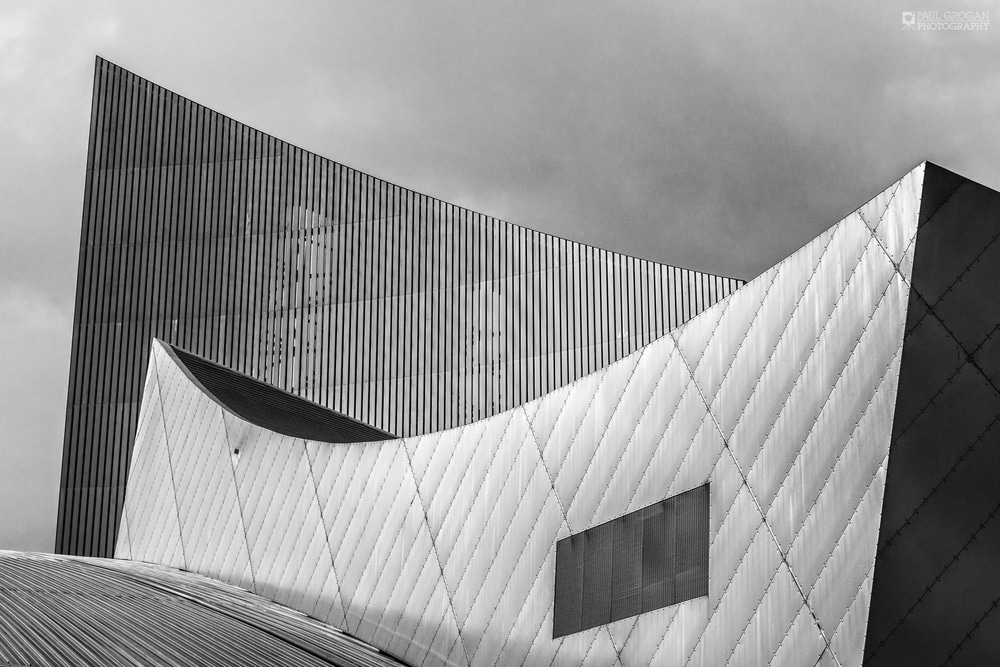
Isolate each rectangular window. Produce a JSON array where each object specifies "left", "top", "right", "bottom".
[{"left": 553, "top": 483, "right": 709, "bottom": 638}]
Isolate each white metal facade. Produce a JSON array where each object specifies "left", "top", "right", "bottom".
[{"left": 117, "top": 164, "right": 927, "bottom": 666}]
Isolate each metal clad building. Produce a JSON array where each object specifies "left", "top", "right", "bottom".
[
  {"left": 40, "top": 58, "right": 1000, "bottom": 665},
  {"left": 113, "top": 161, "right": 1000, "bottom": 666},
  {"left": 58, "top": 58, "right": 741, "bottom": 558}
]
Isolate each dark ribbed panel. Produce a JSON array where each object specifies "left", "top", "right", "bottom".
[
  {"left": 166, "top": 344, "right": 393, "bottom": 444},
  {"left": 552, "top": 484, "right": 709, "bottom": 638},
  {"left": 864, "top": 165, "right": 1000, "bottom": 665},
  {"left": 58, "top": 58, "right": 743, "bottom": 557}
]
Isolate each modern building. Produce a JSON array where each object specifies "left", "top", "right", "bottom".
[
  {"left": 114, "top": 161, "right": 1000, "bottom": 666},
  {"left": 19, "top": 57, "right": 998, "bottom": 665},
  {"left": 57, "top": 58, "right": 741, "bottom": 559}
]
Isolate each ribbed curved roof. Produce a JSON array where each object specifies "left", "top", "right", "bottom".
[
  {"left": 0, "top": 551, "right": 407, "bottom": 667},
  {"left": 163, "top": 342, "right": 395, "bottom": 443}
]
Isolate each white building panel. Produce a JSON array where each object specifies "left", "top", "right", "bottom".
[
  {"left": 120, "top": 356, "right": 185, "bottom": 570},
  {"left": 828, "top": 560, "right": 877, "bottom": 666},
  {"left": 861, "top": 164, "right": 923, "bottom": 268},
  {"left": 727, "top": 561, "right": 800, "bottom": 667},
  {"left": 770, "top": 602, "right": 828, "bottom": 667},
  {"left": 118, "top": 164, "right": 930, "bottom": 666}
]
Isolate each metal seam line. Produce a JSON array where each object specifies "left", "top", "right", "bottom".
[
  {"left": 668, "top": 315, "right": 845, "bottom": 667},
  {"left": 216, "top": 385, "right": 258, "bottom": 595}
]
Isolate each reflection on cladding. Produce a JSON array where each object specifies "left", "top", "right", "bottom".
[
  {"left": 58, "top": 57, "right": 743, "bottom": 558},
  {"left": 119, "top": 163, "right": 929, "bottom": 666}
]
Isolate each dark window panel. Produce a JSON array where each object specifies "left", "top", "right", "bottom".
[
  {"left": 580, "top": 521, "right": 615, "bottom": 631},
  {"left": 554, "top": 483, "right": 709, "bottom": 638},
  {"left": 641, "top": 498, "right": 675, "bottom": 613},
  {"left": 674, "top": 483, "right": 710, "bottom": 602},
  {"left": 610, "top": 510, "right": 643, "bottom": 621}
]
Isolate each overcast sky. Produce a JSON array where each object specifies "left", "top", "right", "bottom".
[{"left": 1, "top": 1, "right": 998, "bottom": 552}]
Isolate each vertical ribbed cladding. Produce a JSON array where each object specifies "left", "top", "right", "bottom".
[{"left": 58, "top": 57, "right": 744, "bottom": 557}]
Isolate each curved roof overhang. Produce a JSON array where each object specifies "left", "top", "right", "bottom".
[{"left": 160, "top": 341, "right": 395, "bottom": 443}]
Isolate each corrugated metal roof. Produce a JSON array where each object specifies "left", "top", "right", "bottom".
[{"left": 0, "top": 551, "right": 408, "bottom": 667}]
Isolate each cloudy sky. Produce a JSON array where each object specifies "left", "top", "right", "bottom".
[{"left": 1, "top": 1, "right": 998, "bottom": 552}]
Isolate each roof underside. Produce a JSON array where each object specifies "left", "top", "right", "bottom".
[{"left": 166, "top": 343, "right": 395, "bottom": 443}]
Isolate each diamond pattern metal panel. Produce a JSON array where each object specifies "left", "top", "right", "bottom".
[
  {"left": 720, "top": 224, "right": 841, "bottom": 483},
  {"left": 114, "top": 362, "right": 159, "bottom": 562},
  {"left": 694, "top": 268, "right": 779, "bottom": 444},
  {"left": 829, "top": 560, "right": 875, "bottom": 666},
  {"left": 349, "top": 457, "right": 429, "bottom": 647},
  {"left": 740, "top": 221, "right": 868, "bottom": 517},
  {"left": 684, "top": 524, "right": 782, "bottom": 666},
  {"left": 592, "top": 343, "right": 691, "bottom": 519},
  {"left": 556, "top": 354, "right": 642, "bottom": 532},
  {"left": 615, "top": 600, "right": 675, "bottom": 664},
  {"left": 460, "top": 481, "right": 564, "bottom": 664},
  {"left": 860, "top": 163, "right": 923, "bottom": 270},
  {"left": 783, "top": 281, "right": 907, "bottom": 595},
  {"left": 807, "top": 453, "right": 887, "bottom": 644},
  {"left": 153, "top": 346, "right": 253, "bottom": 590},
  {"left": 572, "top": 346, "right": 676, "bottom": 530},
  {"left": 115, "top": 164, "right": 943, "bottom": 666},
  {"left": 679, "top": 266, "right": 774, "bottom": 410},
  {"left": 726, "top": 561, "right": 800, "bottom": 666},
  {"left": 769, "top": 602, "right": 827, "bottom": 667},
  {"left": 767, "top": 236, "right": 898, "bottom": 555},
  {"left": 120, "top": 353, "right": 185, "bottom": 570},
  {"left": 232, "top": 432, "right": 309, "bottom": 604},
  {"left": 664, "top": 413, "right": 725, "bottom": 507},
  {"left": 716, "top": 233, "right": 835, "bottom": 470},
  {"left": 711, "top": 483, "right": 762, "bottom": 613},
  {"left": 327, "top": 444, "right": 414, "bottom": 637}
]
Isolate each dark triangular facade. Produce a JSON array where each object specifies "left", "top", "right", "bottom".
[{"left": 865, "top": 163, "right": 1000, "bottom": 663}]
